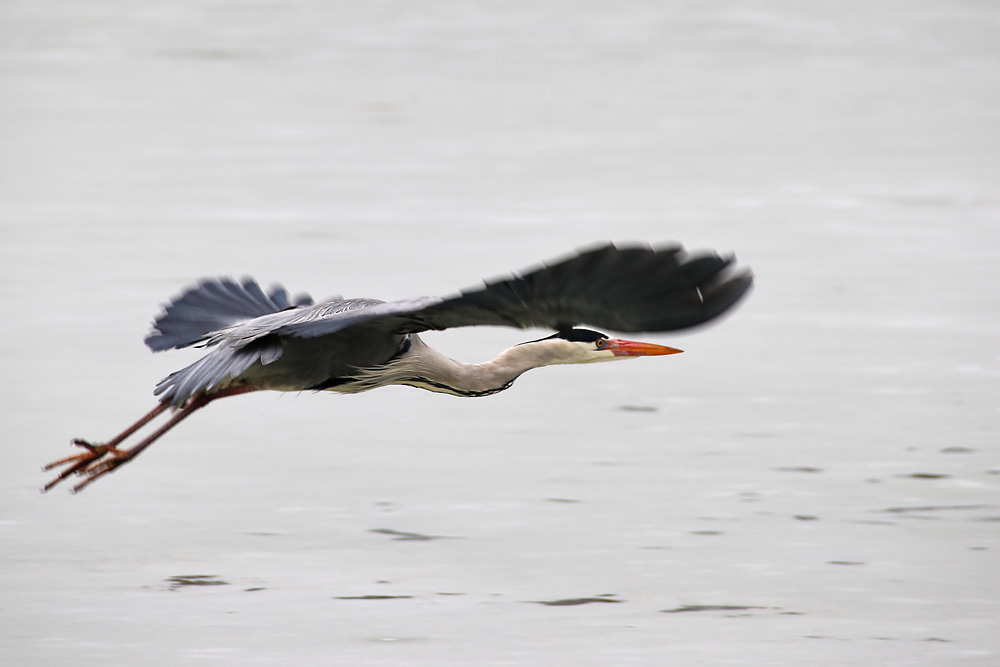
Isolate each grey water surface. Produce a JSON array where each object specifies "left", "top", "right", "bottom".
[{"left": 2, "top": 1, "right": 998, "bottom": 665}]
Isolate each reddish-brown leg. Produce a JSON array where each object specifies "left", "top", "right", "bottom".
[{"left": 42, "top": 385, "right": 259, "bottom": 493}]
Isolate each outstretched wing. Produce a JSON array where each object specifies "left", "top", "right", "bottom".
[
  {"left": 280, "top": 242, "right": 753, "bottom": 340},
  {"left": 405, "top": 242, "right": 752, "bottom": 334},
  {"left": 144, "top": 279, "right": 317, "bottom": 405},
  {"left": 145, "top": 277, "right": 315, "bottom": 351}
]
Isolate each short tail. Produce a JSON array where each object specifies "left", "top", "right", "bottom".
[{"left": 144, "top": 278, "right": 313, "bottom": 352}]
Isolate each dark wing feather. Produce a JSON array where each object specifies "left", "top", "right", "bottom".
[
  {"left": 401, "top": 242, "right": 752, "bottom": 334},
  {"left": 153, "top": 342, "right": 269, "bottom": 407},
  {"left": 145, "top": 278, "right": 315, "bottom": 351},
  {"left": 280, "top": 242, "right": 752, "bottom": 340}
]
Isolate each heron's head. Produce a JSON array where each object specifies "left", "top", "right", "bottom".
[{"left": 517, "top": 328, "right": 682, "bottom": 366}]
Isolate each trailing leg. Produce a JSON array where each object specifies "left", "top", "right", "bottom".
[{"left": 42, "top": 385, "right": 258, "bottom": 493}]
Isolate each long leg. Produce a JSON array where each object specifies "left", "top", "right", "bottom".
[
  {"left": 69, "top": 397, "right": 208, "bottom": 493},
  {"left": 42, "top": 385, "right": 259, "bottom": 493}
]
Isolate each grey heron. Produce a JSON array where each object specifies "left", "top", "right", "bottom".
[{"left": 43, "top": 242, "right": 753, "bottom": 493}]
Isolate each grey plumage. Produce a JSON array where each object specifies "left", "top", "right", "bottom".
[{"left": 144, "top": 278, "right": 314, "bottom": 352}]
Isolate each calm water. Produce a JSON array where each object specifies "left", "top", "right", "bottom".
[{"left": 2, "top": 1, "right": 998, "bottom": 665}]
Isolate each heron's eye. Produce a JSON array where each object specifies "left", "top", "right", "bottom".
[{"left": 595, "top": 338, "right": 608, "bottom": 349}]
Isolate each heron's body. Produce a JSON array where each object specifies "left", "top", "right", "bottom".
[
  {"left": 235, "top": 331, "right": 521, "bottom": 397},
  {"left": 43, "top": 242, "right": 753, "bottom": 493}
]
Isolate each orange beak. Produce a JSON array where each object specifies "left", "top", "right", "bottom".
[{"left": 604, "top": 338, "right": 683, "bottom": 357}]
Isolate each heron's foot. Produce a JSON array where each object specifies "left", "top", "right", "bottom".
[
  {"left": 70, "top": 447, "right": 137, "bottom": 494},
  {"left": 41, "top": 439, "right": 128, "bottom": 493}
]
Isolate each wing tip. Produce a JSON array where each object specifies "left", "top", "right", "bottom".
[{"left": 699, "top": 265, "right": 754, "bottom": 322}]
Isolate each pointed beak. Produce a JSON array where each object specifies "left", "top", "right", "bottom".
[{"left": 604, "top": 338, "right": 683, "bottom": 357}]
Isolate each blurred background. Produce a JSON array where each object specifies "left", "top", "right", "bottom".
[{"left": 2, "top": 2, "right": 998, "bottom": 665}]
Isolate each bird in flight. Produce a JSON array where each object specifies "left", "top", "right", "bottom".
[{"left": 43, "top": 242, "right": 752, "bottom": 493}]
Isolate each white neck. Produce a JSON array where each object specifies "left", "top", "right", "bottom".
[{"left": 336, "top": 335, "right": 579, "bottom": 397}]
